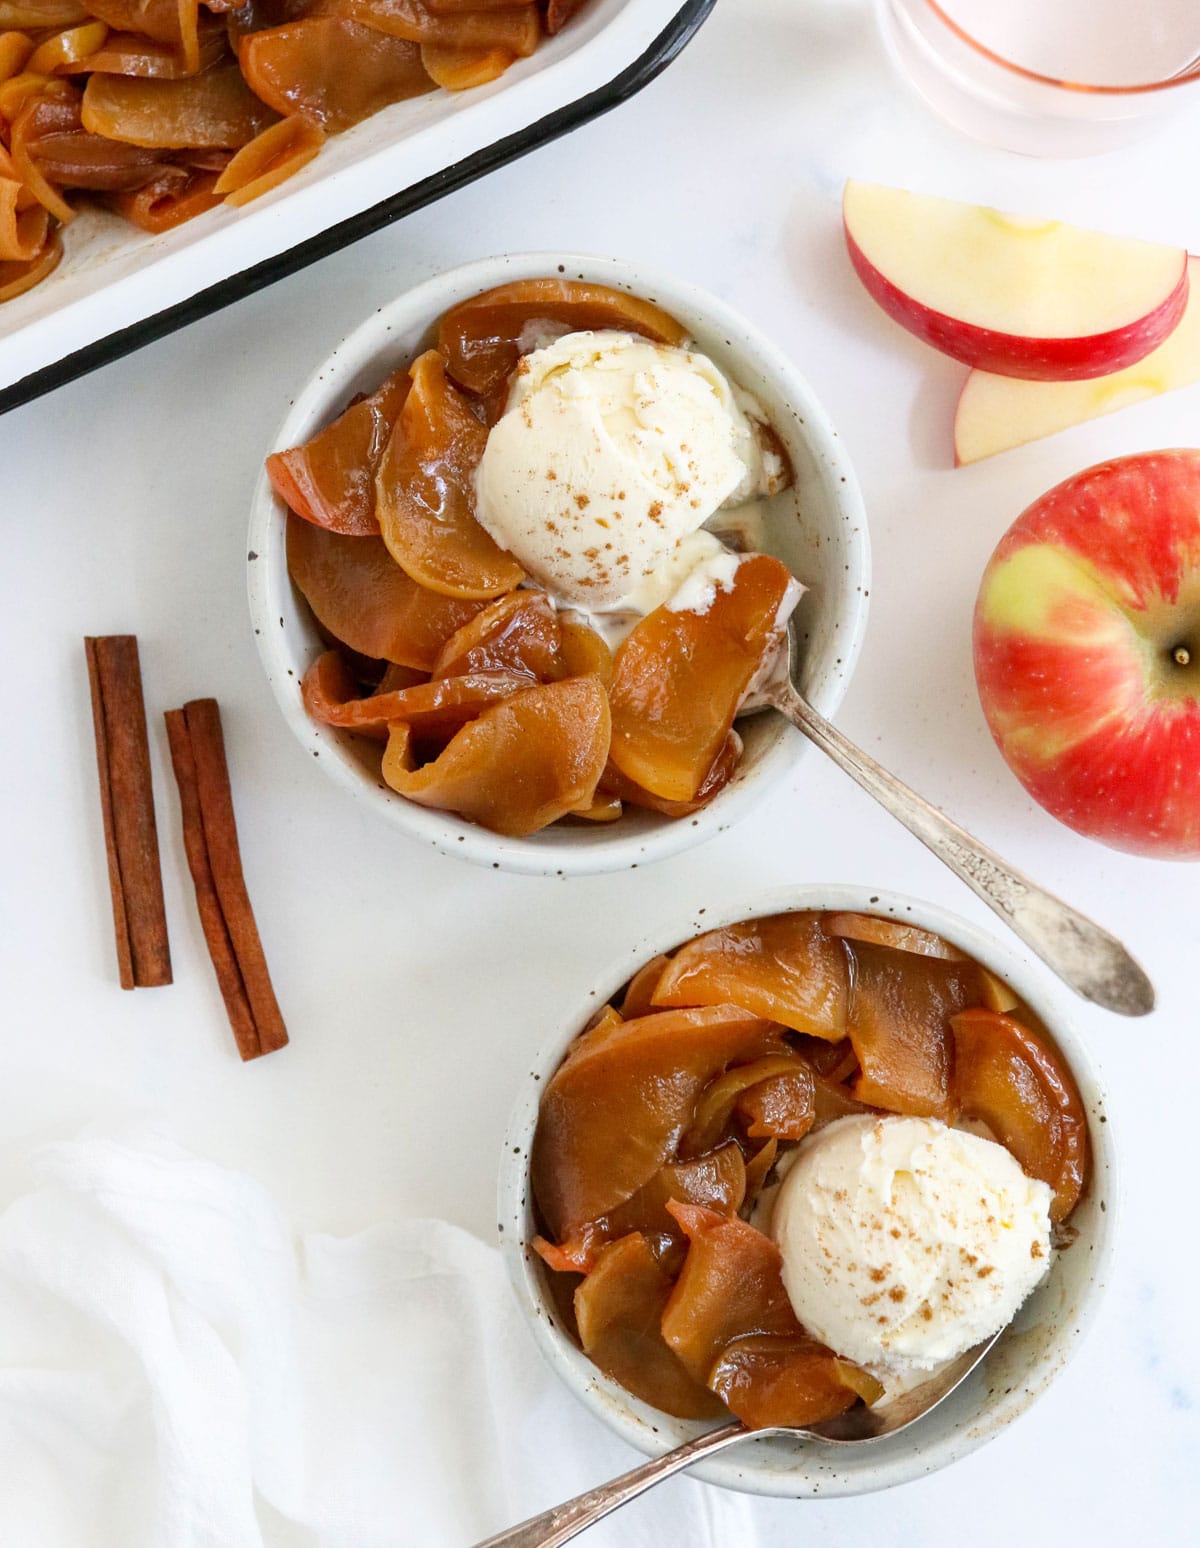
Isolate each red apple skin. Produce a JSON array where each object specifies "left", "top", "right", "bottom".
[
  {"left": 845, "top": 223, "right": 1189, "bottom": 382},
  {"left": 973, "top": 451, "right": 1200, "bottom": 857}
]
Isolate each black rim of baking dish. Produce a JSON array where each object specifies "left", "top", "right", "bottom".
[{"left": 0, "top": 0, "right": 717, "bottom": 418}]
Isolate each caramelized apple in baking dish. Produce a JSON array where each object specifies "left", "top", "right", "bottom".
[{"left": 0, "top": 1, "right": 595, "bottom": 300}]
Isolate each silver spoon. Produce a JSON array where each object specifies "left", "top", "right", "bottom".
[
  {"left": 736, "top": 620, "right": 1154, "bottom": 1017},
  {"left": 474, "top": 1331, "right": 1001, "bottom": 1547}
]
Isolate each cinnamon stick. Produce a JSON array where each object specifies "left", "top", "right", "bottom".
[
  {"left": 84, "top": 636, "right": 172, "bottom": 989},
  {"left": 164, "top": 710, "right": 259, "bottom": 1059},
  {"left": 164, "top": 698, "right": 288, "bottom": 1059}
]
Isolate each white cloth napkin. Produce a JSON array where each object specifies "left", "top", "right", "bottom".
[{"left": 0, "top": 1126, "right": 760, "bottom": 1548}]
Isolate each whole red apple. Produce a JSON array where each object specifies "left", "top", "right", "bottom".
[{"left": 973, "top": 450, "right": 1200, "bottom": 857}]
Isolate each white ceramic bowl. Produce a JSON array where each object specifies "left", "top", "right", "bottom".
[
  {"left": 498, "top": 884, "right": 1116, "bottom": 1498},
  {"left": 248, "top": 252, "right": 869, "bottom": 876}
]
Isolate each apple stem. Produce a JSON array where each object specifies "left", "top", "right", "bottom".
[{"left": 1174, "top": 646, "right": 1191, "bottom": 667}]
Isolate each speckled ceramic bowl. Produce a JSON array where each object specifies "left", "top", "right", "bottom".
[
  {"left": 248, "top": 253, "right": 869, "bottom": 876},
  {"left": 499, "top": 883, "right": 1115, "bottom": 1497}
]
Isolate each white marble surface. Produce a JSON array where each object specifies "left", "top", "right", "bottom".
[{"left": 2, "top": 0, "right": 1198, "bottom": 1541}]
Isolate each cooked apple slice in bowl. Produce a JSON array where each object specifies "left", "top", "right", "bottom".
[
  {"left": 375, "top": 348, "right": 525, "bottom": 600},
  {"left": 844, "top": 180, "right": 1188, "bottom": 381},
  {"left": 606, "top": 554, "right": 799, "bottom": 805},
  {"left": 502, "top": 886, "right": 1116, "bottom": 1497},
  {"left": 951, "top": 1009, "right": 1089, "bottom": 1224}
]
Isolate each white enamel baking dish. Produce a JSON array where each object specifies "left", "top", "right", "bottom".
[{"left": 0, "top": 0, "right": 714, "bottom": 412}]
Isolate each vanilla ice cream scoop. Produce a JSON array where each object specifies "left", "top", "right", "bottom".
[
  {"left": 473, "top": 330, "right": 779, "bottom": 613},
  {"left": 773, "top": 1115, "right": 1053, "bottom": 1375}
]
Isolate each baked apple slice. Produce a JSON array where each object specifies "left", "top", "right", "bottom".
[
  {"left": 845, "top": 939, "right": 981, "bottom": 1118},
  {"left": 598, "top": 733, "right": 741, "bottom": 817},
  {"left": 584, "top": 1003, "right": 623, "bottom": 1034},
  {"left": 796, "top": 1034, "right": 858, "bottom": 1080},
  {"left": 951, "top": 1008, "right": 1089, "bottom": 1222},
  {"left": 605, "top": 1146, "right": 745, "bottom": 1243},
  {"left": 555, "top": 614, "right": 613, "bottom": 686},
  {"left": 660, "top": 1203, "right": 800, "bottom": 1384},
  {"left": 63, "top": 17, "right": 224, "bottom": 78},
  {"left": 683, "top": 1053, "right": 815, "bottom": 1154},
  {"left": 75, "top": 0, "right": 194, "bottom": 48},
  {"left": 239, "top": 19, "right": 433, "bottom": 134},
  {"left": 569, "top": 792, "right": 622, "bottom": 823},
  {"left": 742, "top": 1138, "right": 778, "bottom": 1206},
  {"left": 436, "top": 277, "right": 688, "bottom": 396},
  {"left": 652, "top": 911, "right": 849, "bottom": 1039},
  {"left": 574, "top": 1234, "right": 726, "bottom": 1420},
  {"left": 531, "top": 1006, "right": 785, "bottom": 1241},
  {"left": 823, "top": 912, "right": 967, "bottom": 961},
  {"left": 268, "top": 375, "right": 397, "bottom": 528},
  {"left": 979, "top": 968, "right": 1020, "bottom": 1014},
  {"left": 545, "top": 0, "right": 588, "bottom": 34},
  {"left": 375, "top": 349, "right": 525, "bottom": 599},
  {"left": 710, "top": 1334, "right": 883, "bottom": 1430},
  {"left": 811, "top": 1071, "right": 870, "bottom": 1130},
  {"left": 345, "top": 0, "right": 541, "bottom": 57},
  {"left": 300, "top": 650, "right": 391, "bottom": 743},
  {"left": 737, "top": 1068, "right": 818, "bottom": 1141},
  {"left": 608, "top": 554, "right": 797, "bottom": 803},
  {"left": 111, "top": 168, "right": 222, "bottom": 233},
  {"left": 11, "top": 100, "right": 162, "bottom": 226},
  {"left": 432, "top": 588, "right": 560, "bottom": 680},
  {"left": 81, "top": 62, "right": 278, "bottom": 147},
  {"left": 376, "top": 661, "right": 429, "bottom": 693},
  {"left": 286, "top": 515, "right": 485, "bottom": 667},
  {"left": 420, "top": 43, "right": 516, "bottom": 92},
  {"left": 620, "top": 954, "right": 671, "bottom": 1019},
  {"left": 536, "top": 1143, "right": 746, "bottom": 1275},
  {"left": 380, "top": 674, "right": 610, "bottom": 837},
  {"left": 301, "top": 650, "right": 526, "bottom": 735}
]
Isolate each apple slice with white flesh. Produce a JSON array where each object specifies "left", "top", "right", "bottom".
[
  {"left": 955, "top": 256, "right": 1200, "bottom": 464},
  {"left": 844, "top": 181, "right": 1188, "bottom": 381}
]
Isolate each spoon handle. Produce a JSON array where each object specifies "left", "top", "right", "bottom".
[
  {"left": 776, "top": 687, "right": 1154, "bottom": 1016},
  {"left": 471, "top": 1422, "right": 749, "bottom": 1548}
]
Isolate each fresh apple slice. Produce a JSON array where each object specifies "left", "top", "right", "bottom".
[
  {"left": 956, "top": 256, "right": 1200, "bottom": 463},
  {"left": 844, "top": 181, "right": 1188, "bottom": 381}
]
